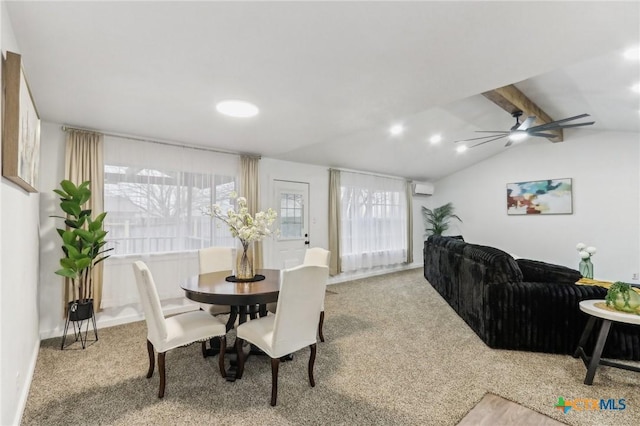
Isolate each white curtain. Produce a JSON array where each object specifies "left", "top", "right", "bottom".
[
  {"left": 339, "top": 171, "right": 408, "bottom": 272},
  {"left": 101, "top": 136, "right": 239, "bottom": 308}
]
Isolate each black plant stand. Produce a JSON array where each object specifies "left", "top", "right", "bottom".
[{"left": 61, "top": 300, "right": 98, "bottom": 350}]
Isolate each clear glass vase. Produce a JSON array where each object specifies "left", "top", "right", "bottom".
[
  {"left": 579, "top": 258, "right": 593, "bottom": 279},
  {"left": 236, "top": 242, "right": 255, "bottom": 280}
]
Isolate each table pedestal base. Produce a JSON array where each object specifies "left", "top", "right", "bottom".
[{"left": 573, "top": 316, "right": 640, "bottom": 385}]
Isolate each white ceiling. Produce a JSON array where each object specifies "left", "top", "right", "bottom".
[{"left": 6, "top": 1, "right": 640, "bottom": 181}]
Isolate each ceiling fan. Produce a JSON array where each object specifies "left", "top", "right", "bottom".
[{"left": 454, "top": 110, "right": 595, "bottom": 149}]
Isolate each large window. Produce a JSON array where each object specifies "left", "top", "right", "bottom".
[
  {"left": 104, "top": 168, "right": 236, "bottom": 255},
  {"left": 340, "top": 172, "right": 407, "bottom": 272},
  {"left": 103, "top": 137, "right": 239, "bottom": 256}
]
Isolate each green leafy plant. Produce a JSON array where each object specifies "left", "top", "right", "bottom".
[
  {"left": 605, "top": 281, "right": 640, "bottom": 314},
  {"left": 52, "top": 180, "right": 113, "bottom": 302},
  {"left": 421, "top": 202, "right": 462, "bottom": 237}
]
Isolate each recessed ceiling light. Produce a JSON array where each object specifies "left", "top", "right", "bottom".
[
  {"left": 216, "top": 100, "right": 259, "bottom": 118},
  {"left": 389, "top": 124, "right": 404, "bottom": 136},
  {"left": 632, "top": 82, "right": 640, "bottom": 93},
  {"left": 623, "top": 46, "right": 640, "bottom": 61},
  {"left": 456, "top": 145, "right": 467, "bottom": 153},
  {"left": 429, "top": 134, "right": 442, "bottom": 144}
]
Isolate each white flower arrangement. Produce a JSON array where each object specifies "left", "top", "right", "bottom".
[
  {"left": 204, "top": 193, "right": 278, "bottom": 249},
  {"left": 576, "top": 242, "right": 596, "bottom": 260}
]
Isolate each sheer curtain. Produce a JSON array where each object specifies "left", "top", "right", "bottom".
[
  {"left": 101, "top": 136, "right": 239, "bottom": 308},
  {"left": 64, "top": 129, "right": 104, "bottom": 313},
  {"left": 339, "top": 171, "right": 408, "bottom": 272}
]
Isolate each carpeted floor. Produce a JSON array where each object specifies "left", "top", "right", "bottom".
[{"left": 22, "top": 269, "right": 640, "bottom": 425}]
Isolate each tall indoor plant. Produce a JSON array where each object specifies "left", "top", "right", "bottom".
[
  {"left": 53, "top": 180, "right": 112, "bottom": 317},
  {"left": 421, "top": 202, "right": 462, "bottom": 237}
]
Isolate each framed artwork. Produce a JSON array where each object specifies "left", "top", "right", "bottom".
[
  {"left": 2, "top": 51, "right": 40, "bottom": 193},
  {"left": 506, "top": 178, "right": 572, "bottom": 215}
]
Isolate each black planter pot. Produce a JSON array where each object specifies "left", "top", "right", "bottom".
[
  {"left": 61, "top": 299, "right": 98, "bottom": 350},
  {"left": 68, "top": 300, "right": 94, "bottom": 321}
]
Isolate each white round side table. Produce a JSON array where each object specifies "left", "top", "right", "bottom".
[{"left": 573, "top": 299, "right": 640, "bottom": 385}]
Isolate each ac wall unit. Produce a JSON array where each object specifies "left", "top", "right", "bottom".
[{"left": 413, "top": 182, "right": 434, "bottom": 196}]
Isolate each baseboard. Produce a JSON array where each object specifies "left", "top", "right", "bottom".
[
  {"left": 328, "top": 262, "right": 423, "bottom": 285},
  {"left": 13, "top": 338, "right": 40, "bottom": 426}
]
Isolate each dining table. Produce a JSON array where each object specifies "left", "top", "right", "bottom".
[{"left": 181, "top": 268, "right": 282, "bottom": 381}]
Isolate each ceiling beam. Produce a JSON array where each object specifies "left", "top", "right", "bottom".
[{"left": 482, "top": 85, "right": 563, "bottom": 142}]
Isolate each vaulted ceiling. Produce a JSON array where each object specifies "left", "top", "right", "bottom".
[{"left": 6, "top": 1, "right": 640, "bottom": 181}]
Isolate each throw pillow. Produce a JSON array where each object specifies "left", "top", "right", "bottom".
[{"left": 516, "top": 258, "right": 582, "bottom": 284}]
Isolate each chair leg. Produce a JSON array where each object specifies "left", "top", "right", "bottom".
[
  {"left": 146, "top": 340, "right": 155, "bottom": 378},
  {"left": 318, "top": 311, "right": 325, "bottom": 342},
  {"left": 218, "top": 335, "right": 227, "bottom": 378},
  {"left": 158, "top": 352, "right": 166, "bottom": 398},
  {"left": 236, "top": 338, "right": 246, "bottom": 380},
  {"left": 271, "top": 357, "right": 280, "bottom": 406},
  {"left": 308, "top": 343, "right": 316, "bottom": 387},
  {"left": 201, "top": 341, "right": 207, "bottom": 358}
]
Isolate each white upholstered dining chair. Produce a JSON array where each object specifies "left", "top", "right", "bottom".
[
  {"left": 235, "top": 264, "right": 329, "bottom": 406},
  {"left": 198, "top": 246, "right": 234, "bottom": 316},
  {"left": 267, "top": 247, "right": 331, "bottom": 341},
  {"left": 132, "top": 261, "right": 227, "bottom": 398}
]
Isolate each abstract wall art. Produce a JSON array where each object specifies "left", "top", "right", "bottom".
[
  {"left": 506, "top": 178, "right": 572, "bottom": 215},
  {"left": 2, "top": 51, "right": 40, "bottom": 193}
]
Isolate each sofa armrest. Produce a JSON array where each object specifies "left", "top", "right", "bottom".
[{"left": 516, "top": 258, "right": 582, "bottom": 284}]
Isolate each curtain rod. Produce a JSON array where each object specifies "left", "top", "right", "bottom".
[
  {"left": 61, "top": 125, "right": 261, "bottom": 159},
  {"left": 329, "top": 167, "right": 409, "bottom": 182}
]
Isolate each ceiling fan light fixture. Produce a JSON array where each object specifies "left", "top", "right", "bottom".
[
  {"left": 508, "top": 131, "right": 528, "bottom": 142},
  {"left": 216, "top": 100, "right": 259, "bottom": 118}
]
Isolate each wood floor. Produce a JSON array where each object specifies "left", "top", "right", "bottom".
[{"left": 457, "top": 393, "right": 567, "bottom": 426}]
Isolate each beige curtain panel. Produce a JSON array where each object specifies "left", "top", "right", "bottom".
[
  {"left": 405, "top": 180, "right": 413, "bottom": 264},
  {"left": 328, "top": 169, "right": 341, "bottom": 276},
  {"left": 240, "top": 155, "right": 263, "bottom": 269},
  {"left": 63, "top": 129, "right": 105, "bottom": 314}
]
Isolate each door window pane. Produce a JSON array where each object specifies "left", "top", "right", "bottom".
[{"left": 279, "top": 193, "right": 304, "bottom": 238}]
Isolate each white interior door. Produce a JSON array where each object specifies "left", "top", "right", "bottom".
[{"left": 272, "top": 180, "right": 309, "bottom": 269}]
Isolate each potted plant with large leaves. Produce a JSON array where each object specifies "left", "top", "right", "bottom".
[{"left": 52, "top": 180, "right": 112, "bottom": 343}]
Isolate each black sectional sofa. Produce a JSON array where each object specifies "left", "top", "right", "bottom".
[{"left": 423, "top": 235, "right": 640, "bottom": 360}]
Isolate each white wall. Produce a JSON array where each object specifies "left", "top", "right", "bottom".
[
  {"left": 0, "top": 3, "right": 41, "bottom": 424},
  {"left": 429, "top": 130, "right": 640, "bottom": 283}
]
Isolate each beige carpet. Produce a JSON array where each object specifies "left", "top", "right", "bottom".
[{"left": 22, "top": 269, "right": 640, "bottom": 425}]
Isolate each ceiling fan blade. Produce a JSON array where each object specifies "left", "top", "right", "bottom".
[
  {"left": 526, "top": 114, "right": 591, "bottom": 132},
  {"left": 517, "top": 116, "right": 536, "bottom": 131},
  {"left": 469, "top": 135, "right": 508, "bottom": 148},
  {"left": 546, "top": 121, "right": 595, "bottom": 130},
  {"left": 454, "top": 133, "right": 510, "bottom": 143},
  {"left": 528, "top": 132, "right": 560, "bottom": 138},
  {"left": 505, "top": 139, "right": 513, "bottom": 147}
]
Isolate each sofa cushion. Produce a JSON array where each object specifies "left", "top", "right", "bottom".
[{"left": 516, "top": 258, "right": 582, "bottom": 284}]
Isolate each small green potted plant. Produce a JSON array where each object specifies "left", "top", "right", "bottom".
[
  {"left": 605, "top": 282, "right": 640, "bottom": 314},
  {"left": 52, "top": 180, "right": 112, "bottom": 324},
  {"left": 421, "top": 202, "right": 462, "bottom": 237}
]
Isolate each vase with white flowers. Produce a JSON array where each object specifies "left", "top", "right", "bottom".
[
  {"left": 205, "top": 194, "right": 277, "bottom": 280},
  {"left": 576, "top": 242, "right": 596, "bottom": 279}
]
